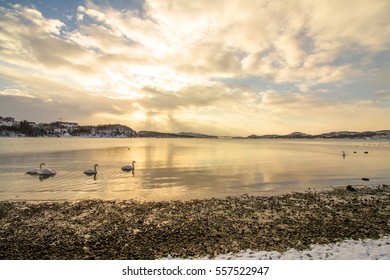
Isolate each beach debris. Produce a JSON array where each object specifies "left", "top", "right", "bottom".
[
  {"left": 1, "top": 185, "right": 390, "bottom": 260},
  {"left": 364, "top": 151, "right": 368, "bottom": 154},
  {"left": 361, "top": 178, "right": 370, "bottom": 181},
  {"left": 346, "top": 185, "right": 357, "bottom": 192}
]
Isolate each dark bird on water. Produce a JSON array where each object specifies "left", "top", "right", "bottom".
[
  {"left": 122, "top": 161, "right": 136, "bottom": 172},
  {"left": 84, "top": 164, "right": 98, "bottom": 175}
]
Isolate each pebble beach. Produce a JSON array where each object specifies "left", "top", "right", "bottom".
[
  {"left": 212, "top": 235, "right": 390, "bottom": 260},
  {"left": 1, "top": 185, "right": 389, "bottom": 260}
]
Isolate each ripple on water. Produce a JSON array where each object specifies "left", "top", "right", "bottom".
[{"left": 1, "top": 138, "right": 390, "bottom": 201}]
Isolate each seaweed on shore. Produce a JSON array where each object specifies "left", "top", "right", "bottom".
[{"left": 0, "top": 185, "right": 389, "bottom": 259}]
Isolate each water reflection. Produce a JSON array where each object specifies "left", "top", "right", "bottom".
[
  {"left": 1, "top": 138, "right": 390, "bottom": 201},
  {"left": 25, "top": 172, "right": 56, "bottom": 181},
  {"left": 84, "top": 173, "right": 97, "bottom": 181},
  {"left": 39, "top": 174, "right": 56, "bottom": 181}
]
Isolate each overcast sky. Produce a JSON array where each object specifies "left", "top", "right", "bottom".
[{"left": 0, "top": 0, "right": 389, "bottom": 136}]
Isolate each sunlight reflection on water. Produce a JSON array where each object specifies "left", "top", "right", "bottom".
[{"left": 0, "top": 138, "right": 389, "bottom": 201}]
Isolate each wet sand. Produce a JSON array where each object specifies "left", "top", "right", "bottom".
[{"left": 1, "top": 185, "right": 389, "bottom": 259}]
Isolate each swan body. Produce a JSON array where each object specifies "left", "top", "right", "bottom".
[
  {"left": 84, "top": 164, "right": 98, "bottom": 175},
  {"left": 37, "top": 167, "right": 57, "bottom": 175},
  {"left": 26, "top": 163, "right": 45, "bottom": 174},
  {"left": 122, "top": 161, "right": 136, "bottom": 172}
]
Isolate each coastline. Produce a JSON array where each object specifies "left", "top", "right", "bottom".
[
  {"left": 211, "top": 235, "right": 390, "bottom": 260},
  {"left": 1, "top": 185, "right": 389, "bottom": 260}
]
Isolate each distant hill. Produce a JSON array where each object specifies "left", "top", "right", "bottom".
[
  {"left": 247, "top": 130, "right": 390, "bottom": 139},
  {"left": 1, "top": 115, "right": 389, "bottom": 139},
  {"left": 0, "top": 116, "right": 138, "bottom": 138}
]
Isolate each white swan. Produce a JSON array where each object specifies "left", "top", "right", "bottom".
[
  {"left": 84, "top": 164, "right": 98, "bottom": 175},
  {"left": 37, "top": 166, "right": 57, "bottom": 175},
  {"left": 26, "top": 162, "right": 45, "bottom": 175},
  {"left": 122, "top": 161, "right": 136, "bottom": 172}
]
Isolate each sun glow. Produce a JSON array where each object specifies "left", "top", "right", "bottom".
[
  {"left": 1, "top": 1, "right": 389, "bottom": 135},
  {"left": 132, "top": 109, "right": 145, "bottom": 119}
]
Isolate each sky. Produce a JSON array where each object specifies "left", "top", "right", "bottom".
[{"left": 0, "top": 0, "right": 389, "bottom": 136}]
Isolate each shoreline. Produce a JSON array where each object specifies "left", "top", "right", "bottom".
[
  {"left": 212, "top": 235, "right": 390, "bottom": 260},
  {"left": 1, "top": 185, "right": 389, "bottom": 260}
]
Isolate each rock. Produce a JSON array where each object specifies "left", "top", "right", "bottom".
[
  {"left": 346, "top": 185, "right": 357, "bottom": 192},
  {"left": 361, "top": 178, "right": 370, "bottom": 181},
  {"left": 2, "top": 185, "right": 390, "bottom": 259}
]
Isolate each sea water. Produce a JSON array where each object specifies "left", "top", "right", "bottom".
[{"left": 0, "top": 138, "right": 389, "bottom": 201}]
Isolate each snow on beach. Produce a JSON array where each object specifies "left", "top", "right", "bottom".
[{"left": 214, "top": 236, "right": 390, "bottom": 260}]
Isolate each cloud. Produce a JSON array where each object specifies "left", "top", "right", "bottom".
[
  {"left": 374, "top": 89, "right": 390, "bottom": 102},
  {"left": 0, "top": 4, "right": 95, "bottom": 76},
  {"left": 256, "top": 90, "right": 390, "bottom": 133},
  {"left": 0, "top": 85, "right": 137, "bottom": 125},
  {"left": 13, "top": 4, "right": 64, "bottom": 35},
  {"left": 0, "top": 88, "right": 35, "bottom": 98},
  {"left": 143, "top": 0, "right": 390, "bottom": 87},
  {"left": 308, "top": 0, "right": 390, "bottom": 50},
  {"left": 1, "top": 1, "right": 389, "bottom": 135},
  {"left": 3, "top": 0, "right": 389, "bottom": 86}
]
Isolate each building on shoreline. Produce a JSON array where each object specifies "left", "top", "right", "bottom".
[{"left": 0, "top": 116, "right": 137, "bottom": 138}]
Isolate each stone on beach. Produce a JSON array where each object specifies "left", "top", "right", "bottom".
[{"left": 0, "top": 185, "right": 389, "bottom": 260}]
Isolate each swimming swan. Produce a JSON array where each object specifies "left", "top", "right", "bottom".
[
  {"left": 122, "top": 161, "right": 136, "bottom": 172},
  {"left": 37, "top": 166, "right": 57, "bottom": 175},
  {"left": 84, "top": 164, "right": 98, "bottom": 175},
  {"left": 26, "top": 162, "right": 45, "bottom": 175}
]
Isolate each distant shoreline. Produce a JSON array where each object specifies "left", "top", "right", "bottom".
[
  {"left": 2, "top": 115, "right": 390, "bottom": 139},
  {"left": 1, "top": 184, "right": 389, "bottom": 259},
  {"left": 2, "top": 135, "right": 390, "bottom": 140}
]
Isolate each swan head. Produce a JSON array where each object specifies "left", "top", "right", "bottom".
[{"left": 40, "top": 162, "right": 45, "bottom": 168}]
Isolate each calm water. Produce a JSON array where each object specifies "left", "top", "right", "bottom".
[{"left": 0, "top": 138, "right": 389, "bottom": 201}]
